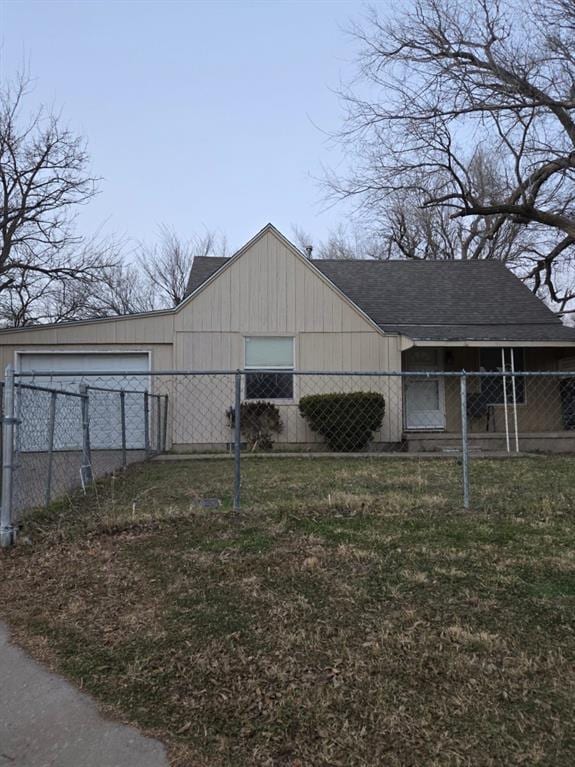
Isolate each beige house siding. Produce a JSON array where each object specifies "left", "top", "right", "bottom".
[{"left": 171, "top": 331, "right": 403, "bottom": 448}]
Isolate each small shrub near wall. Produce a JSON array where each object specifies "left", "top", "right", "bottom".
[
  {"left": 226, "top": 401, "right": 283, "bottom": 450},
  {"left": 299, "top": 392, "right": 386, "bottom": 452}
]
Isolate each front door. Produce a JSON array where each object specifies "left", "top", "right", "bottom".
[
  {"left": 405, "top": 378, "right": 445, "bottom": 429},
  {"left": 404, "top": 349, "right": 446, "bottom": 430}
]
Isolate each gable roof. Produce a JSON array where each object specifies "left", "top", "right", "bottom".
[{"left": 186, "top": 255, "right": 575, "bottom": 343}]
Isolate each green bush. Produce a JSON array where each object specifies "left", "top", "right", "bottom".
[
  {"left": 226, "top": 400, "right": 283, "bottom": 451},
  {"left": 298, "top": 392, "right": 386, "bottom": 452}
]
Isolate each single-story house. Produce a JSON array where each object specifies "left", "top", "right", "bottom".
[{"left": 1, "top": 223, "right": 574, "bottom": 452}]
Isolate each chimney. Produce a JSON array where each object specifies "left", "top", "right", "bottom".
[{"left": 305, "top": 245, "right": 313, "bottom": 259}]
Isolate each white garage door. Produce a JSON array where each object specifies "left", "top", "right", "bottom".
[{"left": 17, "top": 352, "right": 150, "bottom": 451}]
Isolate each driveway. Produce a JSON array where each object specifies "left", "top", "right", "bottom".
[{"left": 0, "top": 622, "right": 169, "bottom": 767}]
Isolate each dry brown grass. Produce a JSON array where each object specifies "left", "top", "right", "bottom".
[{"left": 1, "top": 456, "right": 574, "bottom": 766}]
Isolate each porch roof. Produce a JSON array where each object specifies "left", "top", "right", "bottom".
[{"left": 377, "top": 323, "right": 575, "bottom": 342}]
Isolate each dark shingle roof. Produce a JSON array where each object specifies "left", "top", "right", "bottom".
[{"left": 186, "top": 256, "right": 575, "bottom": 343}]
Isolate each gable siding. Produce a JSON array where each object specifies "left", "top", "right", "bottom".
[{"left": 175, "top": 230, "right": 374, "bottom": 334}]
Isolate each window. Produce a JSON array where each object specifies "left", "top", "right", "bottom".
[
  {"left": 245, "top": 337, "right": 294, "bottom": 400},
  {"left": 480, "top": 348, "right": 525, "bottom": 404}
]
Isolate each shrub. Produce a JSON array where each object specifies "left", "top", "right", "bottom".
[
  {"left": 226, "top": 400, "right": 283, "bottom": 450},
  {"left": 298, "top": 391, "right": 385, "bottom": 452}
]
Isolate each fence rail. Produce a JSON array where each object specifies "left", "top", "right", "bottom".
[{"left": 1, "top": 366, "right": 574, "bottom": 547}]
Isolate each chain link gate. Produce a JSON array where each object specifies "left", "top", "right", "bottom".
[{"left": 0, "top": 366, "right": 168, "bottom": 545}]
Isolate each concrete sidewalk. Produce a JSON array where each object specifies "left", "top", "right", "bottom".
[{"left": 0, "top": 623, "right": 169, "bottom": 767}]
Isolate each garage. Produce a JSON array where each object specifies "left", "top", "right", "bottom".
[{"left": 16, "top": 352, "right": 150, "bottom": 451}]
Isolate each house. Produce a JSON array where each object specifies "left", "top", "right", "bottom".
[{"left": 0, "top": 223, "right": 574, "bottom": 452}]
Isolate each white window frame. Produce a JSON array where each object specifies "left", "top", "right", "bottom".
[{"left": 243, "top": 336, "right": 295, "bottom": 403}]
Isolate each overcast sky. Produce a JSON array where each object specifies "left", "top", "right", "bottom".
[{"left": 1, "top": 0, "right": 382, "bottom": 254}]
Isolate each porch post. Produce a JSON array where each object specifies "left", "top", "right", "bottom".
[
  {"left": 460, "top": 372, "right": 470, "bottom": 510},
  {"left": 510, "top": 348, "right": 520, "bottom": 453}
]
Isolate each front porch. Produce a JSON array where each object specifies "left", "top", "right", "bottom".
[{"left": 402, "top": 345, "right": 575, "bottom": 454}]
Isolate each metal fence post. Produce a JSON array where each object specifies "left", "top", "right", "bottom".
[
  {"left": 120, "top": 389, "right": 127, "bottom": 468},
  {"left": 1, "top": 366, "right": 16, "bottom": 547},
  {"left": 233, "top": 371, "right": 241, "bottom": 512},
  {"left": 162, "top": 394, "right": 168, "bottom": 452},
  {"left": 156, "top": 394, "right": 161, "bottom": 453},
  {"left": 460, "top": 372, "right": 470, "bottom": 510},
  {"left": 45, "top": 391, "right": 57, "bottom": 508},
  {"left": 143, "top": 391, "right": 150, "bottom": 458},
  {"left": 79, "top": 384, "right": 93, "bottom": 486},
  {"left": 0, "top": 382, "right": 3, "bottom": 496}
]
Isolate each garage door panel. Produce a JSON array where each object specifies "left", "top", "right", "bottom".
[{"left": 18, "top": 353, "right": 149, "bottom": 452}]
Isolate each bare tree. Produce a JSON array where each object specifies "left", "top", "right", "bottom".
[
  {"left": 329, "top": 0, "right": 575, "bottom": 315},
  {"left": 292, "top": 223, "right": 386, "bottom": 259},
  {"left": 0, "top": 73, "right": 115, "bottom": 319},
  {"left": 42, "top": 263, "right": 156, "bottom": 322},
  {"left": 382, "top": 157, "right": 529, "bottom": 262},
  {"left": 138, "top": 225, "right": 227, "bottom": 308},
  {"left": 0, "top": 236, "right": 148, "bottom": 325}
]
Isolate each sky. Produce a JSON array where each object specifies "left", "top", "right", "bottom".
[{"left": 1, "top": 0, "right": 381, "bottom": 255}]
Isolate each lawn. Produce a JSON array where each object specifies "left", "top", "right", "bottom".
[{"left": 1, "top": 456, "right": 574, "bottom": 766}]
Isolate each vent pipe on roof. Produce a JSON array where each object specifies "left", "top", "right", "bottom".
[{"left": 305, "top": 245, "right": 313, "bottom": 259}]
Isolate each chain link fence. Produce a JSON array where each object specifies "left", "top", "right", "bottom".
[{"left": 1, "top": 367, "right": 574, "bottom": 545}]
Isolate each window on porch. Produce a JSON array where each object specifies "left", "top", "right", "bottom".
[{"left": 479, "top": 348, "right": 525, "bottom": 404}]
